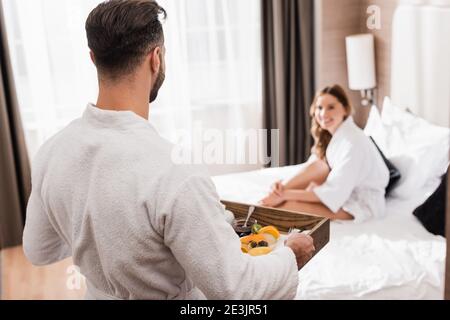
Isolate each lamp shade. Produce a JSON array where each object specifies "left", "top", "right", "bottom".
[{"left": 345, "top": 34, "right": 377, "bottom": 90}]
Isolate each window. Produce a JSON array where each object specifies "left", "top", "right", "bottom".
[{"left": 3, "top": 0, "right": 263, "bottom": 175}]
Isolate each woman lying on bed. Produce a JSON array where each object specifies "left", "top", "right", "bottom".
[{"left": 260, "top": 85, "right": 389, "bottom": 222}]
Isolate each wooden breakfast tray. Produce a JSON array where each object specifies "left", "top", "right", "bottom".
[{"left": 221, "top": 200, "right": 330, "bottom": 263}]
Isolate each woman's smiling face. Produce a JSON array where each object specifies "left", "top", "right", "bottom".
[{"left": 314, "top": 94, "right": 348, "bottom": 135}]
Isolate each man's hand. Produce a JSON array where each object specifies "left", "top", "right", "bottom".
[{"left": 285, "top": 233, "right": 315, "bottom": 270}]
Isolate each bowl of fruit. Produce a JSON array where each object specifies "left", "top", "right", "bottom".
[{"left": 239, "top": 223, "right": 281, "bottom": 256}]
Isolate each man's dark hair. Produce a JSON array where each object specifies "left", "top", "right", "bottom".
[{"left": 86, "top": 0, "right": 166, "bottom": 80}]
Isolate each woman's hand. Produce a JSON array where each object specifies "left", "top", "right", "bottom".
[
  {"left": 270, "top": 180, "right": 285, "bottom": 197},
  {"left": 258, "top": 191, "right": 285, "bottom": 208}
]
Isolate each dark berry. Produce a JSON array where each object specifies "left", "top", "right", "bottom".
[
  {"left": 258, "top": 241, "right": 269, "bottom": 247},
  {"left": 249, "top": 241, "right": 258, "bottom": 248}
]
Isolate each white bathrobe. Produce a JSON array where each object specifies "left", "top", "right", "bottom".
[
  {"left": 23, "top": 104, "right": 298, "bottom": 300},
  {"left": 313, "top": 117, "right": 389, "bottom": 223}
]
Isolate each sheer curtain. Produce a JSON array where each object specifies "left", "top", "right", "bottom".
[{"left": 2, "top": 0, "right": 263, "bottom": 175}]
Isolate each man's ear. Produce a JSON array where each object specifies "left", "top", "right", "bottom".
[
  {"left": 90, "top": 51, "right": 96, "bottom": 65},
  {"left": 149, "top": 47, "right": 161, "bottom": 74}
]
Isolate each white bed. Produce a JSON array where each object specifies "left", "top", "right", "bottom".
[{"left": 212, "top": 164, "right": 446, "bottom": 300}]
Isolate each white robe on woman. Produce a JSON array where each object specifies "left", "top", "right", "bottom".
[
  {"left": 23, "top": 104, "right": 298, "bottom": 300},
  {"left": 313, "top": 117, "right": 389, "bottom": 223}
]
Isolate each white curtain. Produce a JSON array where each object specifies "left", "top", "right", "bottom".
[{"left": 3, "top": 0, "right": 263, "bottom": 175}]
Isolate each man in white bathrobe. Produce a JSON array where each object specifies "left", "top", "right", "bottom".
[{"left": 23, "top": 0, "right": 314, "bottom": 300}]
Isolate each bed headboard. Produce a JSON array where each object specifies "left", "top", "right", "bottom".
[{"left": 391, "top": 0, "right": 450, "bottom": 127}]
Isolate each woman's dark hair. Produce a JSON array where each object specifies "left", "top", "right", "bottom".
[
  {"left": 309, "top": 85, "right": 353, "bottom": 160},
  {"left": 85, "top": 0, "right": 166, "bottom": 80}
]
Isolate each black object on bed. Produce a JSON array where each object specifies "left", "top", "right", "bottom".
[
  {"left": 369, "top": 137, "right": 401, "bottom": 196},
  {"left": 413, "top": 168, "right": 448, "bottom": 237}
]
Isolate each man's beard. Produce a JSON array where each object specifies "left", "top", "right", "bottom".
[{"left": 149, "top": 69, "right": 165, "bottom": 103}]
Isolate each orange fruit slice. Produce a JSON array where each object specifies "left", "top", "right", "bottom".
[
  {"left": 241, "top": 235, "right": 252, "bottom": 244},
  {"left": 240, "top": 235, "right": 254, "bottom": 245},
  {"left": 241, "top": 244, "right": 249, "bottom": 253},
  {"left": 250, "top": 234, "right": 266, "bottom": 243},
  {"left": 248, "top": 247, "right": 272, "bottom": 256},
  {"left": 258, "top": 226, "right": 280, "bottom": 240},
  {"left": 240, "top": 234, "right": 265, "bottom": 245}
]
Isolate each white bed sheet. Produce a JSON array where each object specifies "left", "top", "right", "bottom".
[{"left": 212, "top": 165, "right": 446, "bottom": 300}]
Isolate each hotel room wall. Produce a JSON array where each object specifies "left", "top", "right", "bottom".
[
  {"left": 359, "top": 0, "right": 399, "bottom": 113},
  {"left": 315, "top": 0, "right": 363, "bottom": 126},
  {"left": 316, "top": 0, "right": 399, "bottom": 128}
]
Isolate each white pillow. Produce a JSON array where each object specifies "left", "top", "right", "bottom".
[
  {"left": 365, "top": 97, "right": 449, "bottom": 199},
  {"left": 364, "top": 104, "right": 388, "bottom": 151}
]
